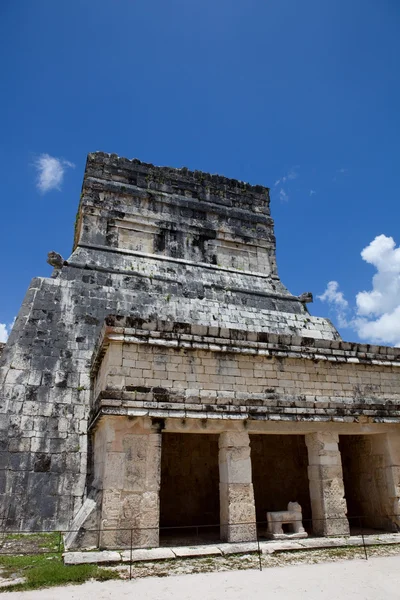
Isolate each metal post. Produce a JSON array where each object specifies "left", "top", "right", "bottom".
[
  {"left": 257, "top": 522, "right": 262, "bottom": 571},
  {"left": 129, "top": 528, "right": 133, "bottom": 580},
  {"left": 361, "top": 531, "right": 368, "bottom": 560},
  {"left": 358, "top": 516, "right": 367, "bottom": 560}
]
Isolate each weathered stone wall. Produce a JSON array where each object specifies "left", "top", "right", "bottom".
[
  {"left": 92, "top": 324, "right": 400, "bottom": 424},
  {"left": 160, "top": 433, "right": 219, "bottom": 528},
  {"left": 76, "top": 152, "right": 277, "bottom": 277},
  {"left": 103, "top": 343, "right": 400, "bottom": 400}
]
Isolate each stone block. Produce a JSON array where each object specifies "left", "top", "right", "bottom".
[
  {"left": 218, "top": 542, "right": 258, "bottom": 555},
  {"left": 8, "top": 438, "right": 31, "bottom": 452},
  {"left": 307, "top": 465, "right": 344, "bottom": 481},
  {"left": 219, "top": 453, "right": 253, "bottom": 485},
  {"left": 219, "top": 432, "right": 251, "bottom": 449},
  {"left": 172, "top": 545, "right": 222, "bottom": 558},
  {"left": 63, "top": 551, "right": 121, "bottom": 565},
  {"left": 220, "top": 522, "right": 257, "bottom": 543},
  {"left": 120, "top": 547, "right": 175, "bottom": 562}
]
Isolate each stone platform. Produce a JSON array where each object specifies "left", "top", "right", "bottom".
[{"left": 63, "top": 532, "right": 400, "bottom": 565}]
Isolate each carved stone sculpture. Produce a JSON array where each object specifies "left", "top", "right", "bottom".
[
  {"left": 47, "top": 251, "right": 64, "bottom": 269},
  {"left": 266, "top": 501, "right": 308, "bottom": 539}
]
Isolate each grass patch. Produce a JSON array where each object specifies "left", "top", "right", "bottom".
[
  {"left": 0, "top": 553, "right": 120, "bottom": 592},
  {"left": 3, "top": 532, "right": 60, "bottom": 543},
  {"left": 1, "top": 531, "right": 62, "bottom": 552}
]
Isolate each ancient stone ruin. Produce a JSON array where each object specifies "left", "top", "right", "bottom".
[
  {"left": 266, "top": 502, "right": 307, "bottom": 539},
  {"left": 1, "top": 152, "right": 400, "bottom": 549}
]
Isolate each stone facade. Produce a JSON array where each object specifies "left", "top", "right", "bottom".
[
  {"left": 1, "top": 152, "right": 400, "bottom": 545},
  {"left": 83, "top": 319, "right": 400, "bottom": 547}
]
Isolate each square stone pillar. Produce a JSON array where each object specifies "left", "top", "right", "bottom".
[
  {"left": 382, "top": 432, "right": 400, "bottom": 531},
  {"left": 96, "top": 417, "right": 161, "bottom": 549},
  {"left": 305, "top": 432, "right": 349, "bottom": 536},
  {"left": 219, "top": 431, "right": 257, "bottom": 542}
]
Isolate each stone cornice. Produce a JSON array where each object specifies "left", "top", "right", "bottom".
[
  {"left": 88, "top": 400, "right": 400, "bottom": 431},
  {"left": 91, "top": 319, "right": 400, "bottom": 379},
  {"left": 85, "top": 152, "right": 271, "bottom": 205}
]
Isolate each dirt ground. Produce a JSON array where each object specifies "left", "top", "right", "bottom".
[{"left": 2, "top": 555, "right": 400, "bottom": 600}]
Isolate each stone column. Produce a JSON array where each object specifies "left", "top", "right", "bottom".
[
  {"left": 219, "top": 432, "right": 257, "bottom": 542},
  {"left": 305, "top": 432, "right": 349, "bottom": 536},
  {"left": 382, "top": 432, "right": 400, "bottom": 531},
  {"left": 97, "top": 416, "right": 161, "bottom": 549}
]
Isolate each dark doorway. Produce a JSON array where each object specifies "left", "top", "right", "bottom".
[
  {"left": 250, "top": 434, "right": 312, "bottom": 535},
  {"left": 339, "top": 434, "right": 390, "bottom": 532},
  {"left": 160, "top": 433, "right": 220, "bottom": 544}
]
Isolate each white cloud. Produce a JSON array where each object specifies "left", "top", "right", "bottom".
[
  {"left": 274, "top": 166, "right": 299, "bottom": 203},
  {"left": 34, "top": 153, "right": 75, "bottom": 193},
  {"left": 354, "top": 308, "right": 400, "bottom": 347},
  {"left": 0, "top": 318, "right": 15, "bottom": 344},
  {"left": 274, "top": 166, "right": 299, "bottom": 187},
  {"left": 318, "top": 281, "right": 349, "bottom": 328},
  {"left": 356, "top": 235, "right": 400, "bottom": 317},
  {"left": 0, "top": 324, "right": 8, "bottom": 343},
  {"left": 309, "top": 189, "right": 316, "bottom": 197},
  {"left": 279, "top": 188, "right": 288, "bottom": 202},
  {"left": 318, "top": 235, "right": 400, "bottom": 347}
]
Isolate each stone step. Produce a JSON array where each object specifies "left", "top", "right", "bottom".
[{"left": 63, "top": 533, "right": 400, "bottom": 565}]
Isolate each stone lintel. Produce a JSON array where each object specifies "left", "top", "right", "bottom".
[{"left": 88, "top": 406, "right": 400, "bottom": 433}]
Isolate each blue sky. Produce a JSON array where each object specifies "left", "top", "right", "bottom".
[{"left": 1, "top": 0, "right": 399, "bottom": 345}]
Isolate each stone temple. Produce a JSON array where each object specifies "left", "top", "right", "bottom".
[{"left": 1, "top": 152, "right": 400, "bottom": 549}]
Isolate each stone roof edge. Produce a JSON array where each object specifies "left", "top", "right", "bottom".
[
  {"left": 86, "top": 151, "right": 270, "bottom": 195},
  {"left": 88, "top": 406, "right": 400, "bottom": 430},
  {"left": 90, "top": 318, "right": 400, "bottom": 377}
]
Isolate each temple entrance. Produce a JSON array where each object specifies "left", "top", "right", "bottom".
[
  {"left": 159, "top": 433, "right": 220, "bottom": 545},
  {"left": 339, "top": 434, "right": 390, "bottom": 532},
  {"left": 250, "top": 434, "right": 312, "bottom": 536}
]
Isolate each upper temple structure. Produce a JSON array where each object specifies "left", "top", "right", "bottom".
[{"left": 1, "top": 152, "right": 400, "bottom": 548}]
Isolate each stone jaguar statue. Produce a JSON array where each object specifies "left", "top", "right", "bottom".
[{"left": 266, "top": 501, "right": 307, "bottom": 538}]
